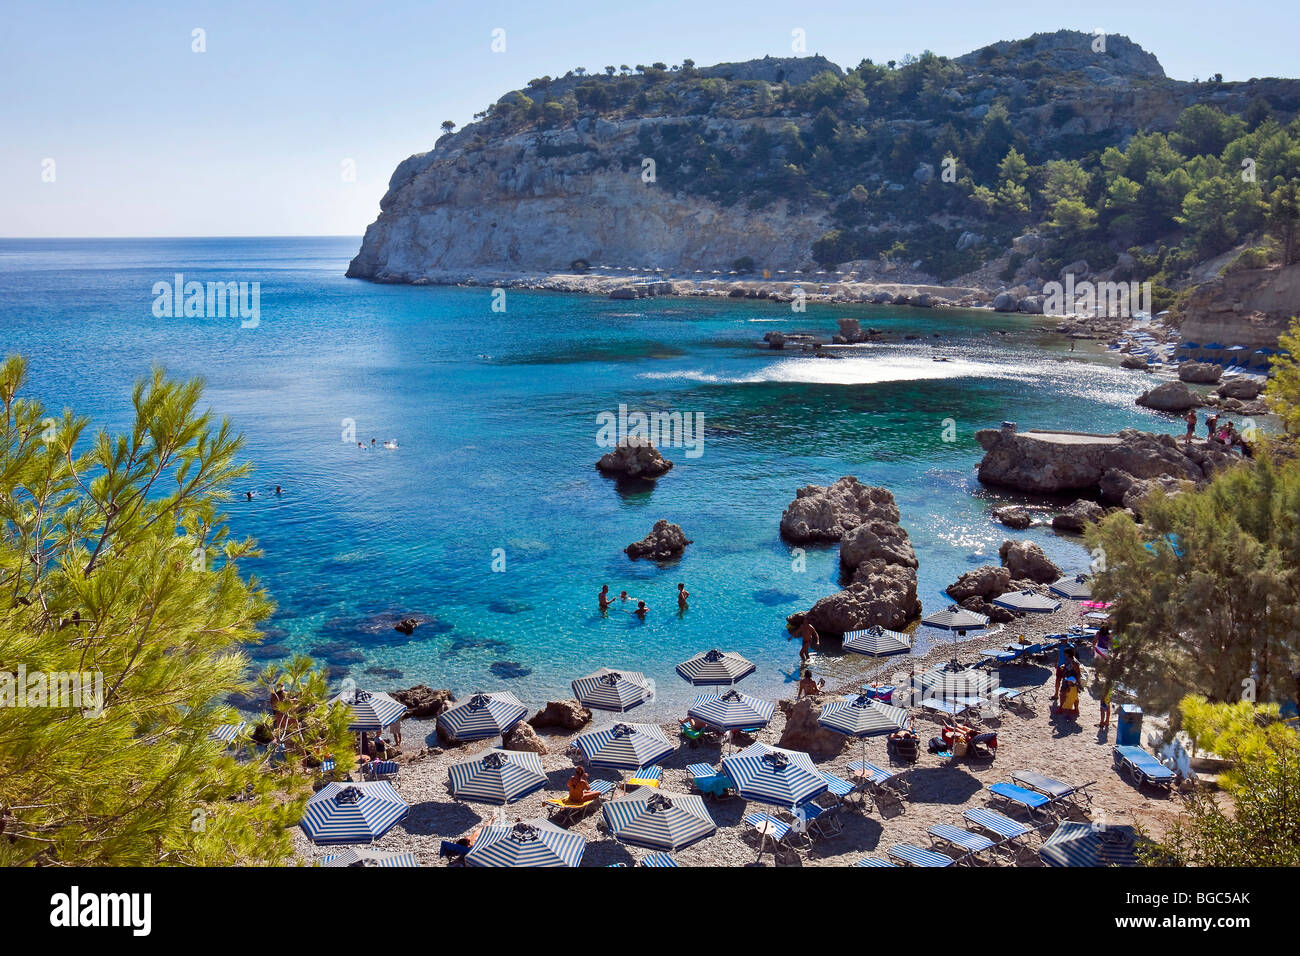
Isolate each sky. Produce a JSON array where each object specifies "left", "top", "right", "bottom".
[{"left": 2, "top": 0, "right": 1297, "bottom": 238}]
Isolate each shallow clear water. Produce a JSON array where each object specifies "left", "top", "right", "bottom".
[{"left": 0, "top": 237, "right": 1188, "bottom": 714}]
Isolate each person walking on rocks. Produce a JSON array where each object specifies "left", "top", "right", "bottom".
[
  {"left": 789, "top": 620, "right": 820, "bottom": 663},
  {"left": 1184, "top": 410, "right": 1197, "bottom": 441}
]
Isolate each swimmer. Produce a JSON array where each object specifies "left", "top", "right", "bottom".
[
  {"left": 598, "top": 585, "right": 613, "bottom": 612},
  {"left": 275, "top": 485, "right": 282, "bottom": 495},
  {"left": 634, "top": 600, "right": 648, "bottom": 619},
  {"left": 245, "top": 491, "right": 253, "bottom": 501},
  {"left": 677, "top": 582, "right": 689, "bottom": 610}
]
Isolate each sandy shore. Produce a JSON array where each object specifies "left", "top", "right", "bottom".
[{"left": 292, "top": 604, "right": 1182, "bottom": 867}]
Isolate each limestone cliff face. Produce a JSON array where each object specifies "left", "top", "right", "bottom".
[
  {"left": 1179, "top": 263, "right": 1300, "bottom": 348},
  {"left": 347, "top": 117, "right": 830, "bottom": 281}
]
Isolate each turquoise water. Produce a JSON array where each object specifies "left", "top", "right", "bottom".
[{"left": 0, "top": 237, "right": 1187, "bottom": 714}]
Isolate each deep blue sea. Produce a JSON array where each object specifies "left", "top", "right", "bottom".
[{"left": 0, "top": 237, "right": 1190, "bottom": 714}]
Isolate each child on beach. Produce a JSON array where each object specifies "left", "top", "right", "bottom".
[{"left": 1097, "top": 688, "right": 1112, "bottom": 730}]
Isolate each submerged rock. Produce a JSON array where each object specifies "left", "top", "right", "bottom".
[
  {"left": 389, "top": 684, "right": 454, "bottom": 719},
  {"left": 625, "top": 519, "right": 692, "bottom": 561},
  {"left": 993, "top": 505, "right": 1034, "bottom": 529}
]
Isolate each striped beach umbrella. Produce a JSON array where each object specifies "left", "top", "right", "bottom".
[
  {"left": 843, "top": 625, "right": 911, "bottom": 657},
  {"left": 675, "top": 649, "right": 756, "bottom": 686},
  {"left": 436, "top": 692, "right": 527, "bottom": 742},
  {"left": 922, "top": 605, "right": 989, "bottom": 636},
  {"left": 448, "top": 748, "right": 547, "bottom": 805},
  {"left": 687, "top": 689, "right": 776, "bottom": 731},
  {"left": 572, "top": 721, "right": 674, "bottom": 770},
  {"left": 601, "top": 789, "right": 717, "bottom": 852},
  {"left": 819, "top": 693, "right": 911, "bottom": 770},
  {"left": 209, "top": 721, "right": 246, "bottom": 745},
  {"left": 466, "top": 819, "right": 586, "bottom": 868},
  {"left": 1049, "top": 574, "right": 1093, "bottom": 600},
  {"left": 1039, "top": 822, "right": 1140, "bottom": 867},
  {"left": 917, "top": 661, "right": 996, "bottom": 700},
  {"left": 721, "top": 743, "right": 827, "bottom": 809},
  {"left": 329, "top": 689, "right": 407, "bottom": 732},
  {"left": 993, "top": 589, "right": 1062, "bottom": 614},
  {"left": 640, "top": 851, "right": 679, "bottom": 867},
  {"left": 571, "top": 667, "right": 653, "bottom": 713},
  {"left": 321, "top": 847, "right": 419, "bottom": 867},
  {"left": 300, "top": 782, "right": 408, "bottom": 845}
]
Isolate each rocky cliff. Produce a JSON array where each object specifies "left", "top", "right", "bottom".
[{"left": 1178, "top": 263, "right": 1300, "bottom": 348}]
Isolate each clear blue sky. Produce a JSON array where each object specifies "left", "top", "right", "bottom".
[{"left": 3, "top": 0, "right": 1296, "bottom": 238}]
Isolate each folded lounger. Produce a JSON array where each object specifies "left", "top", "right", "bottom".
[
  {"left": 1113, "top": 746, "right": 1176, "bottom": 790},
  {"left": 888, "top": 842, "right": 955, "bottom": 867}
]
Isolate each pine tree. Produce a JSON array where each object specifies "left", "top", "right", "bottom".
[{"left": 0, "top": 356, "right": 352, "bottom": 865}]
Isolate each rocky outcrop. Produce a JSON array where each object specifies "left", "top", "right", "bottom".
[
  {"left": 393, "top": 617, "right": 420, "bottom": 636},
  {"left": 779, "top": 476, "right": 901, "bottom": 543},
  {"left": 528, "top": 699, "right": 592, "bottom": 732},
  {"left": 1179, "top": 263, "right": 1300, "bottom": 351},
  {"left": 1136, "top": 381, "right": 1201, "bottom": 412},
  {"left": 776, "top": 695, "right": 847, "bottom": 756},
  {"left": 787, "top": 560, "right": 920, "bottom": 634},
  {"left": 993, "top": 506, "right": 1033, "bottom": 529},
  {"left": 1178, "top": 362, "right": 1222, "bottom": 384},
  {"left": 945, "top": 565, "right": 1012, "bottom": 602},
  {"left": 1099, "top": 470, "right": 1195, "bottom": 512},
  {"left": 1051, "top": 499, "right": 1106, "bottom": 532},
  {"left": 999, "top": 540, "right": 1060, "bottom": 584},
  {"left": 1120, "top": 354, "right": 1151, "bottom": 370},
  {"left": 389, "top": 685, "right": 454, "bottom": 719},
  {"left": 1216, "top": 377, "right": 1265, "bottom": 400},
  {"left": 596, "top": 442, "right": 674, "bottom": 479},
  {"left": 625, "top": 519, "right": 692, "bottom": 561},
  {"left": 958, "top": 595, "right": 1015, "bottom": 624},
  {"left": 502, "top": 721, "right": 548, "bottom": 754},
  {"left": 839, "top": 518, "right": 918, "bottom": 573}
]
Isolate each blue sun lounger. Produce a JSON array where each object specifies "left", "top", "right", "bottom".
[
  {"left": 987, "top": 782, "right": 1056, "bottom": 819},
  {"left": 963, "top": 806, "right": 1039, "bottom": 855},
  {"left": 888, "top": 842, "right": 955, "bottom": 867},
  {"left": 1113, "top": 746, "right": 1176, "bottom": 790},
  {"left": 848, "top": 759, "right": 912, "bottom": 808},
  {"left": 927, "top": 823, "right": 1001, "bottom": 865}
]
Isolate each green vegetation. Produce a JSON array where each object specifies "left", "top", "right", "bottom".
[
  {"left": 1265, "top": 315, "right": 1300, "bottom": 435},
  {"left": 0, "top": 356, "right": 351, "bottom": 865}
]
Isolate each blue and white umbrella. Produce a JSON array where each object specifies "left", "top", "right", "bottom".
[
  {"left": 1039, "top": 822, "right": 1140, "bottom": 867},
  {"left": 993, "top": 589, "right": 1061, "bottom": 614},
  {"left": 1049, "top": 574, "right": 1093, "bottom": 600},
  {"left": 300, "top": 782, "right": 408, "bottom": 845},
  {"left": 843, "top": 625, "right": 911, "bottom": 657},
  {"left": 466, "top": 819, "right": 586, "bottom": 868},
  {"left": 922, "top": 605, "right": 989, "bottom": 636},
  {"left": 209, "top": 721, "right": 246, "bottom": 745},
  {"left": 916, "top": 661, "right": 996, "bottom": 700},
  {"left": 329, "top": 689, "right": 407, "bottom": 732},
  {"left": 436, "top": 692, "right": 528, "bottom": 742},
  {"left": 819, "top": 693, "right": 911, "bottom": 769},
  {"left": 687, "top": 689, "right": 775, "bottom": 731},
  {"left": 675, "top": 649, "right": 756, "bottom": 686},
  {"left": 571, "top": 667, "right": 653, "bottom": 713},
  {"left": 321, "top": 847, "right": 419, "bottom": 867},
  {"left": 721, "top": 743, "right": 827, "bottom": 809},
  {"left": 448, "top": 748, "right": 547, "bottom": 805},
  {"left": 601, "top": 789, "right": 717, "bottom": 852},
  {"left": 572, "top": 721, "right": 674, "bottom": 770}
]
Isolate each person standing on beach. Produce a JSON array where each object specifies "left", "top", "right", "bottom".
[
  {"left": 789, "top": 620, "right": 820, "bottom": 662},
  {"left": 1205, "top": 414, "right": 1219, "bottom": 441},
  {"left": 677, "top": 582, "right": 689, "bottom": 610}
]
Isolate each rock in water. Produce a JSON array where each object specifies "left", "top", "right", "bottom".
[
  {"left": 779, "top": 476, "right": 901, "bottom": 543},
  {"left": 1051, "top": 499, "right": 1106, "bottom": 532},
  {"left": 393, "top": 617, "right": 420, "bottom": 636},
  {"left": 626, "top": 519, "right": 692, "bottom": 561},
  {"left": 1216, "top": 377, "right": 1264, "bottom": 400},
  {"left": 839, "top": 519, "right": 918, "bottom": 573},
  {"left": 528, "top": 699, "right": 592, "bottom": 732},
  {"left": 1120, "top": 355, "right": 1150, "bottom": 370},
  {"left": 1178, "top": 362, "right": 1222, "bottom": 384},
  {"left": 595, "top": 442, "right": 674, "bottom": 479},
  {"left": 776, "top": 695, "right": 847, "bottom": 756},
  {"left": 788, "top": 560, "right": 920, "bottom": 634},
  {"left": 998, "top": 540, "right": 1061, "bottom": 584},
  {"left": 1136, "top": 381, "right": 1201, "bottom": 412},
  {"left": 958, "top": 595, "right": 1015, "bottom": 624},
  {"left": 502, "top": 721, "right": 548, "bottom": 754},
  {"left": 945, "top": 565, "right": 1012, "bottom": 602},
  {"left": 389, "top": 684, "right": 454, "bottom": 719},
  {"left": 993, "top": 506, "right": 1033, "bottom": 529}
]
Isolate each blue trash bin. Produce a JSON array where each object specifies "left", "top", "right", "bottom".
[{"left": 1116, "top": 705, "right": 1143, "bottom": 746}]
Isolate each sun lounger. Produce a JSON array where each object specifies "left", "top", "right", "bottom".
[
  {"left": 544, "top": 778, "right": 616, "bottom": 822},
  {"left": 365, "top": 760, "right": 400, "bottom": 782},
  {"left": 1113, "top": 746, "right": 1176, "bottom": 790},
  {"left": 888, "top": 842, "right": 955, "bottom": 867},
  {"left": 819, "top": 771, "right": 859, "bottom": 809},
  {"left": 687, "top": 762, "right": 734, "bottom": 799},
  {"left": 625, "top": 766, "right": 663, "bottom": 790},
  {"left": 979, "top": 649, "right": 1017, "bottom": 667},
  {"left": 746, "top": 812, "right": 796, "bottom": 864},
  {"left": 639, "top": 851, "right": 678, "bottom": 867},
  {"left": 920, "top": 696, "right": 987, "bottom": 722},
  {"left": 790, "top": 801, "right": 842, "bottom": 842},
  {"left": 439, "top": 824, "right": 483, "bottom": 866},
  {"left": 1012, "top": 770, "right": 1096, "bottom": 810},
  {"left": 848, "top": 759, "right": 911, "bottom": 810},
  {"left": 963, "top": 807, "right": 1040, "bottom": 856},
  {"left": 927, "top": 823, "right": 1001, "bottom": 865},
  {"left": 987, "top": 782, "right": 1057, "bottom": 819},
  {"left": 854, "top": 857, "right": 898, "bottom": 867},
  {"left": 989, "top": 686, "right": 1037, "bottom": 712}
]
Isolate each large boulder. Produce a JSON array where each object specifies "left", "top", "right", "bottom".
[
  {"left": 389, "top": 684, "right": 454, "bottom": 719},
  {"left": 528, "top": 699, "right": 592, "bottom": 732},
  {"left": 1099, "top": 470, "right": 1195, "bottom": 512},
  {"left": 625, "top": 519, "right": 692, "bottom": 561},
  {"left": 1216, "top": 377, "right": 1265, "bottom": 400},
  {"left": 839, "top": 519, "right": 918, "bottom": 572},
  {"left": 1120, "top": 354, "right": 1151, "bottom": 370},
  {"left": 958, "top": 595, "right": 1016, "bottom": 624},
  {"left": 945, "top": 565, "right": 1012, "bottom": 602},
  {"left": 1101, "top": 429, "right": 1205, "bottom": 483},
  {"left": 779, "top": 477, "right": 901, "bottom": 543},
  {"left": 992, "top": 291, "right": 1019, "bottom": 312},
  {"left": 998, "top": 540, "right": 1060, "bottom": 584},
  {"left": 976, "top": 426, "right": 1114, "bottom": 494},
  {"left": 787, "top": 560, "right": 920, "bottom": 634},
  {"left": 596, "top": 442, "right": 674, "bottom": 479},
  {"left": 1178, "top": 362, "right": 1222, "bottom": 384},
  {"left": 993, "top": 505, "right": 1033, "bottom": 529},
  {"left": 1136, "top": 381, "right": 1201, "bottom": 412},
  {"left": 502, "top": 721, "right": 548, "bottom": 754},
  {"left": 1051, "top": 499, "right": 1106, "bottom": 533},
  {"left": 776, "top": 695, "right": 847, "bottom": 756}
]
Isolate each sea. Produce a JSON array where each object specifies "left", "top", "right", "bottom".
[{"left": 0, "top": 236, "right": 1191, "bottom": 716}]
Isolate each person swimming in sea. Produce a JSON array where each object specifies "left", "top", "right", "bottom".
[
  {"left": 634, "top": 600, "right": 648, "bottom": 619},
  {"left": 275, "top": 485, "right": 282, "bottom": 495},
  {"left": 677, "top": 582, "right": 689, "bottom": 610},
  {"left": 598, "top": 585, "right": 613, "bottom": 612},
  {"left": 245, "top": 491, "right": 253, "bottom": 501}
]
